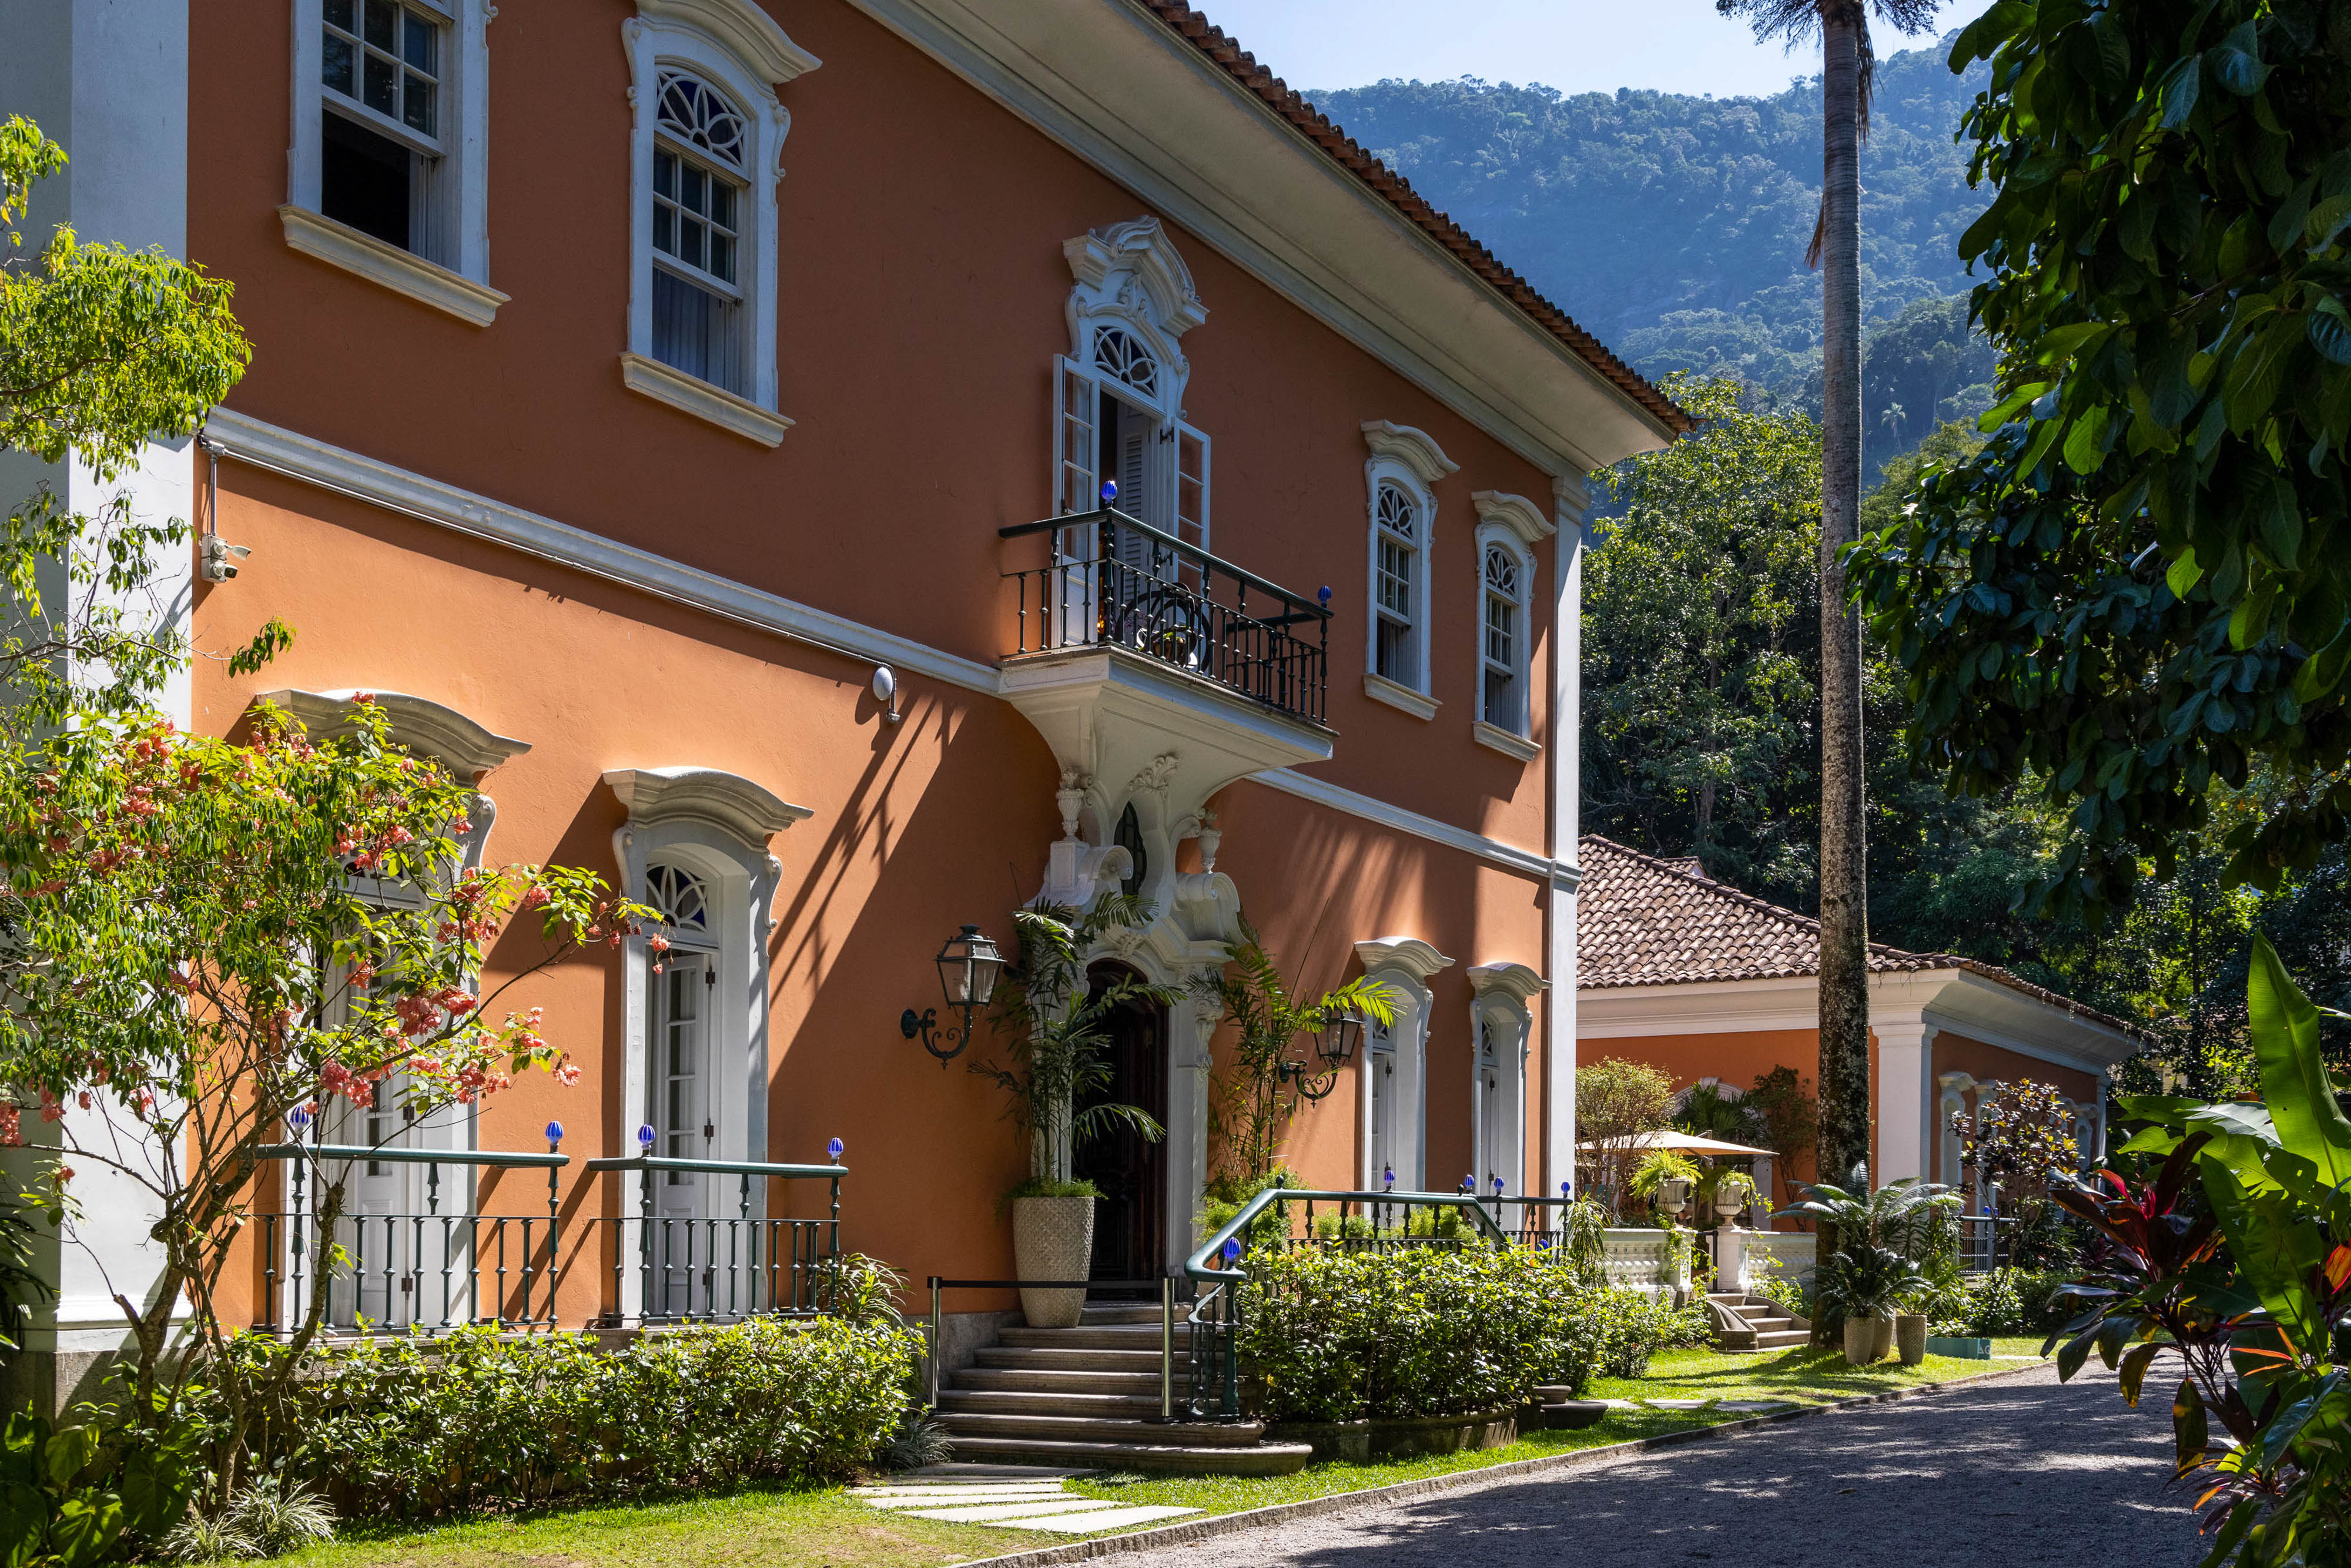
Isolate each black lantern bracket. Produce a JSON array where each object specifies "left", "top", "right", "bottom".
[
  {"left": 899, "top": 923, "right": 1003, "bottom": 1067},
  {"left": 1277, "top": 1012, "right": 1364, "bottom": 1103}
]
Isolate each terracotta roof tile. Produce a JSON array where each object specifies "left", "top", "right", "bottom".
[
  {"left": 1134, "top": 3, "right": 1692, "bottom": 436},
  {"left": 1576, "top": 835, "right": 2149, "bottom": 1040}
]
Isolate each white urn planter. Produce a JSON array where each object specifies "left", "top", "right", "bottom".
[{"left": 1013, "top": 1194, "right": 1095, "bottom": 1329}]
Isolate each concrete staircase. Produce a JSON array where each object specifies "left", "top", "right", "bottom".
[
  {"left": 1706, "top": 1291, "right": 1810, "bottom": 1351},
  {"left": 935, "top": 1302, "right": 1314, "bottom": 1475}
]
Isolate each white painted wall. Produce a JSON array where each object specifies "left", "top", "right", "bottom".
[{"left": 1543, "top": 477, "right": 1586, "bottom": 1197}]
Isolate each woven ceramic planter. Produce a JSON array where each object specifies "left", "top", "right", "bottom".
[
  {"left": 1895, "top": 1314, "right": 1928, "bottom": 1366},
  {"left": 1012, "top": 1194, "right": 1094, "bottom": 1329}
]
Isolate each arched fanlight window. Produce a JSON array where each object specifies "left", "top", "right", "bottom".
[
  {"left": 1091, "top": 326, "right": 1160, "bottom": 400},
  {"left": 645, "top": 861, "right": 715, "bottom": 950},
  {"left": 657, "top": 70, "right": 747, "bottom": 166},
  {"left": 1481, "top": 544, "right": 1525, "bottom": 733},
  {"left": 1374, "top": 481, "right": 1422, "bottom": 687}
]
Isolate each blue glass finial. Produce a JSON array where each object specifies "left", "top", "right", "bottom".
[
  {"left": 1461, "top": 1173, "right": 1475, "bottom": 1193},
  {"left": 545, "top": 1120, "right": 564, "bottom": 1145},
  {"left": 637, "top": 1123, "right": 655, "bottom": 1149},
  {"left": 1100, "top": 480, "right": 1118, "bottom": 503},
  {"left": 1221, "top": 1237, "right": 1241, "bottom": 1262},
  {"left": 1493, "top": 1174, "right": 1506, "bottom": 1196},
  {"left": 828, "top": 1137, "right": 845, "bottom": 1161},
  {"left": 1318, "top": 585, "right": 1332, "bottom": 606},
  {"left": 288, "top": 1105, "right": 312, "bottom": 1130},
  {"left": 1560, "top": 1180, "right": 1572, "bottom": 1197},
  {"left": 1382, "top": 1165, "right": 1394, "bottom": 1188}
]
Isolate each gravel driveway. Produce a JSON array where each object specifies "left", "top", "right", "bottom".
[{"left": 1117, "top": 1365, "right": 2202, "bottom": 1567}]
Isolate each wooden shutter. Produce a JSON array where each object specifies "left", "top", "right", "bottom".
[
  {"left": 1050, "top": 357, "right": 1101, "bottom": 645},
  {"left": 1174, "top": 420, "right": 1209, "bottom": 591}
]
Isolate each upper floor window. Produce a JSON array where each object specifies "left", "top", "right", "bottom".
[
  {"left": 1359, "top": 422, "right": 1455, "bottom": 714},
  {"left": 649, "top": 71, "right": 749, "bottom": 390},
  {"left": 1055, "top": 219, "right": 1211, "bottom": 570},
  {"left": 1481, "top": 544, "right": 1522, "bottom": 732},
  {"left": 1374, "top": 482, "right": 1422, "bottom": 688},
  {"left": 288, "top": 0, "right": 496, "bottom": 318},
  {"left": 619, "top": 1, "right": 820, "bottom": 447}
]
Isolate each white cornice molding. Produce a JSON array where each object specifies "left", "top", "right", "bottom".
[
  {"left": 200, "top": 408, "right": 996, "bottom": 696},
  {"left": 1361, "top": 420, "right": 1459, "bottom": 484},
  {"left": 1246, "top": 768, "right": 1551, "bottom": 881},
  {"left": 635, "top": 0, "right": 820, "bottom": 82},
  {"left": 1355, "top": 936, "right": 1455, "bottom": 984},
  {"left": 603, "top": 766, "right": 814, "bottom": 845},
  {"left": 1472, "top": 490, "right": 1555, "bottom": 544},
  {"left": 1552, "top": 472, "right": 1591, "bottom": 524},
  {"left": 1363, "top": 672, "right": 1439, "bottom": 721},
  {"left": 619, "top": 353, "right": 793, "bottom": 447},
  {"left": 1469, "top": 961, "right": 1547, "bottom": 1004},
  {"left": 279, "top": 206, "right": 508, "bottom": 326},
  {"left": 252, "top": 688, "right": 530, "bottom": 779}
]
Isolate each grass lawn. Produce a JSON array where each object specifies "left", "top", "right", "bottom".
[{"left": 296, "top": 1341, "right": 2051, "bottom": 1568}]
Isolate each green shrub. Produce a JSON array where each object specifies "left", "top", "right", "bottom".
[
  {"left": 1926, "top": 1267, "right": 2078, "bottom": 1338},
  {"left": 1238, "top": 1245, "right": 1702, "bottom": 1421},
  {"left": 215, "top": 1311, "right": 920, "bottom": 1520}
]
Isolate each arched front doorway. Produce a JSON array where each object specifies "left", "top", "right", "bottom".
[{"left": 1074, "top": 962, "right": 1168, "bottom": 1293}]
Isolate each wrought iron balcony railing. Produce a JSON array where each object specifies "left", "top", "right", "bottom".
[
  {"left": 252, "top": 1143, "right": 568, "bottom": 1334},
  {"left": 1000, "top": 508, "right": 1332, "bottom": 725},
  {"left": 583, "top": 1154, "right": 846, "bottom": 1324}
]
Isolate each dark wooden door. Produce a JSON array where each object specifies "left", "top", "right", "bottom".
[{"left": 1072, "top": 964, "right": 1167, "bottom": 1294}]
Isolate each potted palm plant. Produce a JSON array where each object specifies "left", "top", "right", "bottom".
[
  {"left": 969, "top": 897, "right": 1171, "bottom": 1328},
  {"left": 1821, "top": 1244, "right": 1931, "bottom": 1363}
]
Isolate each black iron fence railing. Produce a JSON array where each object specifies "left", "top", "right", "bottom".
[
  {"left": 582, "top": 1154, "right": 846, "bottom": 1324},
  {"left": 251, "top": 1143, "right": 568, "bottom": 1334},
  {"left": 1000, "top": 508, "right": 1332, "bottom": 725}
]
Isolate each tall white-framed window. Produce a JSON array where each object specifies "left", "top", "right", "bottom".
[
  {"left": 1360, "top": 422, "right": 1457, "bottom": 718},
  {"left": 1374, "top": 481, "right": 1422, "bottom": 687},
  {"left": 1352, "top": 937, "right": 1455, "bottom": 1191},
  {"left": 619, "top": 1, "right": 819, "bottom": 445},
  {"left": 1480, "top": 540, "right": 1527, "bottom": 733},
  {"left": 1468, "top": 963, "right": 1545, "bottom": 1199},
  {"left": 286, "top": 0, "right": 497, "bottom": 316},
  {"left": 605, "top": 766, "right": 811, "bottom": 1321},
  {"left": 1053, "top": 218, "right": 1211, "bottom": 609}
]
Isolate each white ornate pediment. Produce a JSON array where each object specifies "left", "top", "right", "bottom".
[
  {"left": 634, "top": 0, "right": 820, "bottom": 85},
  {"left": 1469, "top": 961, "right": 1548, "bottom": 1005},
  {"left": 1355, "top": 936, "right": 1456, "bottom": 984},
  {"left": 1361, "top": 421, "right": 1458, "bottom": 484},
  {"left": 1472, "top": 490, "right": 1556, "bottom": 544},
  {"left": 253, "top": 688, "right": 530, "bottom": 780},
  {"left": 602, "top": 766, "right": 813, "bottom": 845}
]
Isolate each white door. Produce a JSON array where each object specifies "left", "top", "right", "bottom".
[
  {"left": 325, "top": 1073, "right": 424, "bottom": 1328},
  {"left": 1368, "top": 1026, "right": 1395, "bottom": 1187},
  {"left": 1478, "top": 1020, "right": 1508, "bottom": 1197},
  {"left": 652, "top": 949, "right": 714, "bottom": 1314}
]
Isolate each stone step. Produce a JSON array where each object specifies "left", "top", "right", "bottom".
[
  {"left": 1080, "top": 1303, "right": 1181, "bottom": 1325},
  {"left": 939, "top": 1388, "right": 1166, "bottom": 1419},
  {"left": 945, "top": 1434, "right": 1314, "bottom": 1477},
  {"left": 1752, "top": 1329, "right": 1811, "bottom": 1349},
  {"left": 999, "top": 1325, "right": 1193, "bottom": 1351},
  {"left": 937, "top": 1411, "right": 1268, "bottom": 1447},
  {"left": 956, "top": 1366, "right": 1181, "bottom": 1396},
  {"left": 976, "top": 1345, "right": 1172, "bottom": 1372}
]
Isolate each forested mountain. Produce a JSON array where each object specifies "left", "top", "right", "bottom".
[{"left": 1315, "top": 36, "right": 1994, "bottom": 474}]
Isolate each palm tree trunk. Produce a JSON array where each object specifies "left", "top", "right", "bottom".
[{"left": 1815, "top": 3, "right": 1871, "bottom": 1343}]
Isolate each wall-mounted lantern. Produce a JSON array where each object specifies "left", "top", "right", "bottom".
[
  {"left": 1276, "top": 1013, "right": 1362, "bottom": 1103},
  {"left": 899, "top": 924, "right": 1003, "bottom": 1065}
]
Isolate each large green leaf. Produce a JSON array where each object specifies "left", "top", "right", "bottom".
[
  {"left": 45, "top": 1493, "right": 119, "bottom": 1568},
  {"left": 2246, "top": 933, "right": 2351, "bottom": 1189},
  {"left": 2201, "top": 1155, "right": 2326, "bottom": 1348},
  {"left": 0, "top": 1482, "right": 48, "bottom": 1568}
]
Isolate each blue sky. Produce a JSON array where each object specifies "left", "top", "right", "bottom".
[{"left": 1190, "top": 1, "right": 1996, "bottom": 100}]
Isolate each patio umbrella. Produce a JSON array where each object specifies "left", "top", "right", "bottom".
[{"left": 1575, "top": 1131, "right": 1777, "bottom": 1158}]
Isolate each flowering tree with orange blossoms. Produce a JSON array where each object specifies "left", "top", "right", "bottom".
[{"left": 0, "top": 697, "right": 646, "bottom": 1484}]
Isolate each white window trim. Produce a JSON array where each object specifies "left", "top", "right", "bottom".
[
  {"left": 621, "top": 1, "right": 819, "bottom": 435},
  {"left": 1472, "top": 521, "right": 1538, "bottom": 751},
  {"left": 1468, "top": 962, "right": 1545, "bottom": 1197},
  {"left": 605, "top": 766, "right": 811, "bottom": 1319},
  {"left": 1056, "top": 217, "right": 1210, "bottom": 548},
  {"left": 1354, "top": 937, "right": 1454, "bottom": 1192},
  {"left": 286, "top": 0, "right": 495, "bottom": 311},
  {"left": 1361, "top": 421, "right": 1455, "bottom": 703}
]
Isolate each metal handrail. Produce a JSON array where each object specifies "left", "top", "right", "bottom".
[
  {"left": 255, "top": 1143, "right": 568, "bottom": 1169},
  {"left": 582, "top": 1155, "right": 848, "bottom": 1178},
  {"left": 1000, "top": 507, "right": 1334, "bottom": 622}
]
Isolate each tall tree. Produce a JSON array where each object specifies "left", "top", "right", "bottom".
[
  {"left": 1714, "top": 0, "right": 1937, "bottom": 1244},
  {"left": 1585, "top": 374, "right": 1821, "bottom": 885},
  {"left": 1850, "top": 0, "right": 2351, "bottom": 922}
]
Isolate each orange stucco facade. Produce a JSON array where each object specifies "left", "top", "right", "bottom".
[{"left": 162, "top": 0, "right": 1653, "bottom": 1328}]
